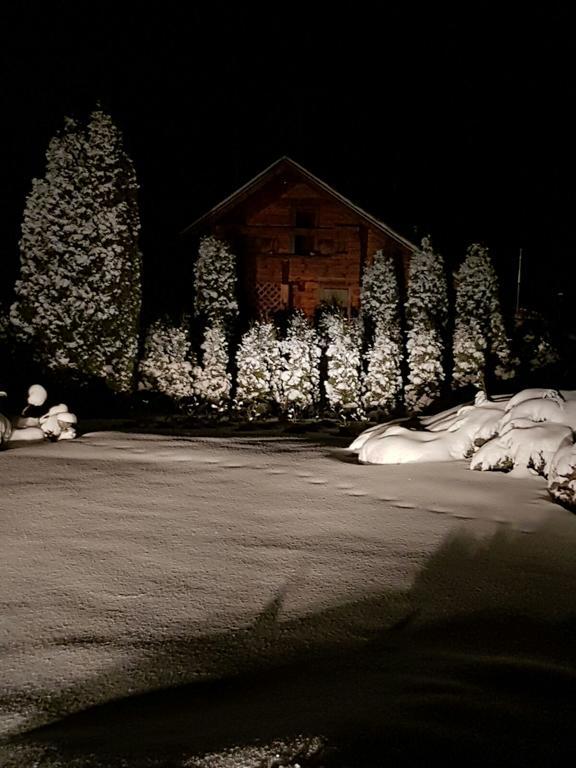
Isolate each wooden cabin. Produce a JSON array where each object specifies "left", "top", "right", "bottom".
[{"left": 182, "top": 157, "right": 416, "bottom": 318}]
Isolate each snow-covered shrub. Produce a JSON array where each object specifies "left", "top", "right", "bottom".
[
  {"left": 234, "top": 321, "right": 283, "bottom": 419},
  {"left": 360, "top": 250, "right": 404, "bottom": 414},
  {"left": 194, "top": 235, "right": 238, "bottom": 330},
  {"left": 548, "top": 444, "right": 576, "bottom": 509},
  {"left": 276, "top": 312, "right": 321, "bottom": 419},
  {"left": 362, "top": 324, "right": 404, "bottom": 414},
  {"left": 10, "top": 110, "right": 141, "bottom": 392},
  {"left": 138, "top": 318, "right": 195, "bottom": 401},
  {"left": 513, "top": 313, "right": 559, "bottom": 381},
  {"left": 453, "top": 244, "right": 514, "bottom": 390},
  {"left": 192, "top": 322, "right": 232, "bottom": 413},
  {"left": 471, "top": 422, "right": 573, "bottom": 476},
  {"left": 404, "top": 237, "right": 448, "bottom": 413},
  {"left": 499, "top": 395, "right": 576, "bottom": 432},
  {"left": 321, "top": 311, "right": 364, "bottom": 420}
]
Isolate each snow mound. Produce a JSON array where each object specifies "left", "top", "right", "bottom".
[
  {"left": 351, "top": 388, "right": 576, "bottom": 508},
  {"left": 1, "top": 384, "right": 78, "bottom": 445},
  {"left": 471, "top": 422, "right": 573, "bottom": 477}
]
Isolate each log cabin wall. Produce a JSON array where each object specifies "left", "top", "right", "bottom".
[
  {"left": 229, "top": 181, "right": 411, "bottom": 318},
  {"left": 187, "top": 158, "right": 415, "bottom": 321}
]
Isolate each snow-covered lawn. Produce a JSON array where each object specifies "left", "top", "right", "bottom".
[{"left": 2, "top": 430, "right": 576, "bottom": 765}]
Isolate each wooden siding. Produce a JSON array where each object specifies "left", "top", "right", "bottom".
[{"left": 192, "top": 165, "right": 413, "bottom": 319}]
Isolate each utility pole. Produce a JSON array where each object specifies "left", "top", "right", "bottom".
[{"left": 515, "top": 248, "right": 523, "bottom": 317}]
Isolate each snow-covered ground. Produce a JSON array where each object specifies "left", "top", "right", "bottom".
[{"left": 2, "top": 430, "right": 576, "bottom": 766}]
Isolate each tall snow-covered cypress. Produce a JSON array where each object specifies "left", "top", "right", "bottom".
[
  {"left": 192, "top": 322, "right": 232, "bottom": 413},
  {"left": 452, "top": 243, "right": 514, "bottom": 389},
  {"left": 321, "top": 311, "right": 364, "bottom": 420},
  {"left": 10, "top": 110, "right": 141, "bottom": 392},
  {"left": 360, "top": 249, "right": 404, "bottom": 413},
  {"left": 276, "top": 311, "right": 321, "bottom": 419},
  {"left": 234, "top": 321, "right": 283, "bottom": 419},
  {"left": 404, "top": 236, "right": 448, "bottom": 413},
  {"left": 194, "top": 235, "right": 238, "bottom": 331}
]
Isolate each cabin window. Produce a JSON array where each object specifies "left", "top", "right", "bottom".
[
  {"left": 293, "top": 234, "right": 315, "bottom": 255},
  {"left": 246, "top": 236, "right": 277, "bottom": 254},
  {"left": 294, "top": 209, "right": 316, "bottom": 228},
  {"left": 318, "top": 287, "right": 350, "bottom": 313}
]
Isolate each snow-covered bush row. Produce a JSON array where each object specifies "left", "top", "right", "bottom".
[
  {"left": 1, "top": 384, "right": 77, "bottom": 446},
  {"left": 350, "top": 388, "right": 576, "bottom": 510}
]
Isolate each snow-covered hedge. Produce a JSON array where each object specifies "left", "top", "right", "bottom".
[
  {"left": 234, "top": 321, "right": 283, "bottom": 419},
  {"left": 321, "top": 312, "right": 364, "bottom": 420},
  {"left": 192, "top": 322, "right": 232, "bottom": 413},
  {"left": 138, "top": 318, "right": 195, "bottom": 401},
  {"left": 404, "top": 237, "right": 448, "bottom": 413},
  {"left": 276, "top": 312, "right": 321, "bottom": 419}
]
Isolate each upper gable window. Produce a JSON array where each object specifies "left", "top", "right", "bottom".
[{"left": 294, "top": 209, "right": 316, "bottom": 228}]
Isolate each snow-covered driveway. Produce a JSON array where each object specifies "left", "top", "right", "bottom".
[{"left": 2, "top": 431, "right": 576, "bottom": 764}]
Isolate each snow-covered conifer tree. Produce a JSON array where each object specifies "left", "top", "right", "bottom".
[
  {"left": 360, "top": 250, "right": 403, "bottom": 413},
  {"left": 10, "top": 110, "right": 141, "bottom": 392},
  {"left": 234, "top": 321, "right": 282, "bottom": 419},
  {"left": 192, "top": 322, "right": 232, "bottom": 413},
  {"left": 138, "top": 318, "right": 195, "bottom": 400},
  {"left": 452, "top": 244, "right": 514, "bottom": 389},
  {"left": 404, "top": 236, "right": 448, "bottom": 412},
  {"left": 276, "top": 312, "right": 321, "bottom": 419},
  {"left": 321, "top": 311, "right": 364, "bottom": 420},
  {"left": 194, "top": 235, "right": 238, "bottom": 331}
]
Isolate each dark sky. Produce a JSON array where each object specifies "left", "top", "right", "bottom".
[{"left": 1, "top": 4, "right": 574, "bottom": 315}]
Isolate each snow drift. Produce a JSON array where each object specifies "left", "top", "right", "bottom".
[{"left": 350, "top": 388, "right": 576, "bottom": 509}]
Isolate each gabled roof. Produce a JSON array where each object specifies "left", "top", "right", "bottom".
[{"left": 181, "top": 156, "right": 417, "bottom": 252}]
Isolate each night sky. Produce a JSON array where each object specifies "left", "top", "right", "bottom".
[{"left": 1, "top": 4, "right": 574, "bottom": 316}]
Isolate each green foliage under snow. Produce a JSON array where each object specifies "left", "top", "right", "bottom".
[
  {"left": 452, "top": 243, "right": 515, "bottom": 389},
  {"left": 194, "top": 235, "right": 238, "bottom": 330},
  {"left": 360, "top": 250, "right": 404, "bottom": 413},
  {"left": 321, "top": 311, "right": 364, "bottom": 420},
  {"left": 234, "top": 321, "right": 283, "bottom": 419},
  {"left": 404, "top": 236, "right": 448, "bottom": 412},
  {"left": 138, "top": 318, "right": 195, "bottom": 400},
  {"left": 192, "top": 322, "right": 232, "bottom": 412},
  {"left": 276, "top": 312, "right": 321, "bottom": 419},
  {"left": 10, "top": 110, "right": 141, "bottom": 392}
]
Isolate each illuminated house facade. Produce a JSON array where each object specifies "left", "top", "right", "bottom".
[{"left": 183, "top": 157, "right": 416, "bottom": 318}]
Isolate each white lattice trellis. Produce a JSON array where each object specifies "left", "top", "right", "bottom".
[{"left": 256, "top": 282, "right": 282, "bottom": 315}]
